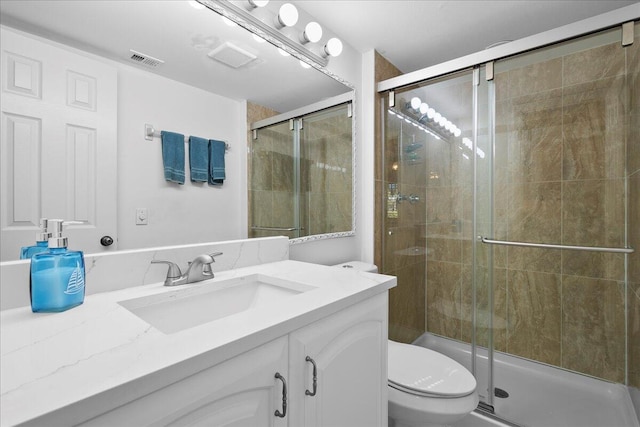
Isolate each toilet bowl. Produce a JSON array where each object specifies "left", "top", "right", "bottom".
[
  {"left": 388, "top": 340, "right": 478, "bottom": 427},
  {"left": 333, "top": 262, "right": 479, "bottom": 427}
]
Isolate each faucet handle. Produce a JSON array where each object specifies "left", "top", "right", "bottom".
[
  {"left": 150, "top": 260, "right": 182, "bottom": 278},
  {"left": 209, "top": 252, "right": 223, "bottom": 260}
]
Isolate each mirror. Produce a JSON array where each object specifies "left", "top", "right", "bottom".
[{"left": 0, "top": 0, "right": 354, "bottom": 261}]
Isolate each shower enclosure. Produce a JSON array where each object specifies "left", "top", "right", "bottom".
[
  {"left": 248, "top": 102, "right": 353, "bottom": 239},
  {"left": 379, "top": 18, "right": 638, "bottom": 426}
]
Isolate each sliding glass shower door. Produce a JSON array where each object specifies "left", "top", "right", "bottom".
[
  {"left": 249, "top": 102, "right": 352, "bottom": 239},
  {"left": 382, "top": 68, "right": 494, "bottom": 403},
  {"left": 382, "top": 19, "right": 638, "bottom": 426}
]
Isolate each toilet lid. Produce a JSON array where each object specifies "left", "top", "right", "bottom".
[{"left": 388, "top": 341, "right": 477, "bottom": 398}]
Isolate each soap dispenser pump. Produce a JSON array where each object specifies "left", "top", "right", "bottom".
[
  {"left": 30, "top": 219, "right": 85, "bottom": 313},
  {"left": 20, "top": 218, "right": 51, "bottom": 259}
]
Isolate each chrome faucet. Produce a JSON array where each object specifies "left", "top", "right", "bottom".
[{"left": 151, "top": 252, "right": 223, "bottom": 286}]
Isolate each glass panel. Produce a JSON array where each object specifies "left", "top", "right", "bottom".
[
  {"left": 249, "top": 102, "right": 352, "bottom": 239},
  {"left": 628, "top": 20, "right": 640, "bottom": 391},
  {"left": 299, "top": 104, "right": 353, "bottom": 237},
  {"left": 382, "top": 69, "right": 478, "bottom": 376},
  {"left": 491, "top": 24, "right": 631, "bottom": 423},
  {"left": 249, "top": 121, "right": 298, "bottom": 239}
]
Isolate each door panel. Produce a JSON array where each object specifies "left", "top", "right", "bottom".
[{"left": 1, "top": 28, "right": 117, "bottom": 260}]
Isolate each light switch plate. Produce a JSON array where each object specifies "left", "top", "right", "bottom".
[{"left": 136, "top": 208, "right": 148, "bottom": 225}]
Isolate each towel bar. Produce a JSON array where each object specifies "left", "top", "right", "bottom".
[
  {"left": 480, "top": 237, "right": 634, "bottom": 254},
  {"left": 145, "top": 124, "right": 229, "bottom": 150}
]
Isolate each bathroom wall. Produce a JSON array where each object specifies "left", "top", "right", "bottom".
[{"left": 117, "top": 64, "right": 247, "bottom": 250}]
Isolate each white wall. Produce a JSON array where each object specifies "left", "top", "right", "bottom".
[{"left": 116, "top": 64, "right": 247, "bottom": 250}]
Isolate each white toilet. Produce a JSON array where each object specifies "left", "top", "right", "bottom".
[{"left": 333, "top": 262, "right": 479, "bottom": 427}]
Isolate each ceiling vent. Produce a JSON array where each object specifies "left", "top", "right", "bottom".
[
  {"left": 129, "top": 49, "right": 165, "bottom": 68},
  {"left": 208, "top": 42, "right": 257, "bottom": 69}
]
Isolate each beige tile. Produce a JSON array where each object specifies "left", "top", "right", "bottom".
[
  {"left": 562, "top": 275, "right": 625, "bottom": 382},
  {"left": 426, "top": 261, "right": 463, "bottom": 340},
  {"left": 563, "top": 41, "right": 625, "bottom": 86},
  {"left": 506, "top": 270, "right": 561, "bottom": 365},
  {"left": 389, "top": 262, "right": 425, "bottom": 343},
  {"left": 509, "top": 57, "right": 562, "bottom": 98},
  {"left": 508, "top": 181, "right": 562, "bottom": 243},
  {"left": 563, "top": 77, "right": 626, "bottom": 180},
  {"left": 562, "top": 179, "right": 625, "bottom": 247}
]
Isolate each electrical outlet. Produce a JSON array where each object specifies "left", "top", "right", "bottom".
[{"left": 136, "top": 208, "right": 148, "bottom": 225}]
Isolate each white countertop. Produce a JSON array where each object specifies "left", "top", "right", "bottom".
[{"left": 0, "top": 260, "right": 395, "bottom": 426}]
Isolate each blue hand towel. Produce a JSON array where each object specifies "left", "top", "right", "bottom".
[
  {"left": 161, "top": 131, "right": 185, "bottom": 184},
  {"left": 188, "top": 136, "right": 209, "bottom": 182},
  {"left": 208, "top": 139, "right": 226, "bottom": 186}
]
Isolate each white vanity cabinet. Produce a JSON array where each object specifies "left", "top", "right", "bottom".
[
  {"left": 78, "top": 293, "right": 387, "bottom": 427},
  {"left": 80, "top": 336, "right": 289, "bottom": 427},
  {"left": 288, "top": 292, "right": 388, "bottom": 427}
]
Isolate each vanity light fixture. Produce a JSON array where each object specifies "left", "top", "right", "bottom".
[
  {"left": 276, "top": 3, "right": 298, "bottom": 28},
  {"left": 222, "top": 16, "right": 237, "bottom": 27},
  {"left": 197, "top": 0, "right": 329, "bottom": 67},
  {"left": 323, "top": 37, "right": 343, "bottom": 57},
  {"left": 301, "top": 22, "right": 322, "bottom": 43}
]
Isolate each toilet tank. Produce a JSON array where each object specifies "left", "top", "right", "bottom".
[{"left": 333, "top": 261, "right": 378, "bottom": 273}]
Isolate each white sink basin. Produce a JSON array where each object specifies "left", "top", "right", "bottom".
[{"left": 119, "top": 274, "right": 315, "bottom": 334}]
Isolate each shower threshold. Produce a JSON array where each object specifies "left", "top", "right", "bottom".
[{"left": 413, "top": 333, "right": 640, "bottom": 427}]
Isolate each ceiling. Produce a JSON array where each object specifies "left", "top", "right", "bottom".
[
  {"left": 0, "top": 0, "right": 637, "bottom": 111},
  {"left": 296, "top": 0, "right": 638, "bottom": 73}
]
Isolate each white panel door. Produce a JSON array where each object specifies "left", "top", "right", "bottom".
[{"left": 0, "top": 27, "right": 117, "bottom": 260}]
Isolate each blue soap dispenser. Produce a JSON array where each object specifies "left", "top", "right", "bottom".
[
  {"left": 20, "top": 218, "right": 51, "bottom": 259},
  {"left": 30, "top": 219, "right": 85, "bottom": 313}
]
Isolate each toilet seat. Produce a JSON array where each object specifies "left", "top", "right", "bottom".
[{"left": 388, "top": 340, "right": 476, "bottom": 398}]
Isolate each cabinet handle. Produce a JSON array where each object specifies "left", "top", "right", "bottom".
[
  {"left": 274, "top": 372, "right": 287, "bottom": 418},
  {"left": 305, "top": 356, "right": 318, "bottom": 397}
]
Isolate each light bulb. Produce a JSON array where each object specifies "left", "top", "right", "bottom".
[
  {"left": 420, "top": 103, "right": 429, "bottom": 114},
  {"left": 302, "top": 22, "right": 323, "bottom": 43},
  {"left": 324, "top": 38, "right": 343, "bottom": 57},
  {"left": 299, "top": 60, "right": 311, "bottom": 69},
  {"left": 434, "top": 112, "right": 442, "bottom": 123},
  {"left": 248, "top": 0, "right": 269, "bottom": 8},
  {"left": 277, "top": 3, "right": 298, "bottom": 27},
  {"left": 427, "top": 108, "right": 435, "bottom": 119},
  {"left": 410, "top": 97, "right": 421, "bottom": 110},
  {"left": 454, "top": 128, "right": 462, "bottom": 137},
  {"left": 252, "top": 34, "right": 266, "bottom": 43},
  {"left": 278, "top": 48, "right": 290, "bottom": 57}
]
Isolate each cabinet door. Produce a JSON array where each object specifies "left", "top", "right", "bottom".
[
  {"left": 289, "top": 293, "right": 388, "bottom": 427},
  {"left": 80, "top": 337, "right": 288, "bottom": 427}
]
